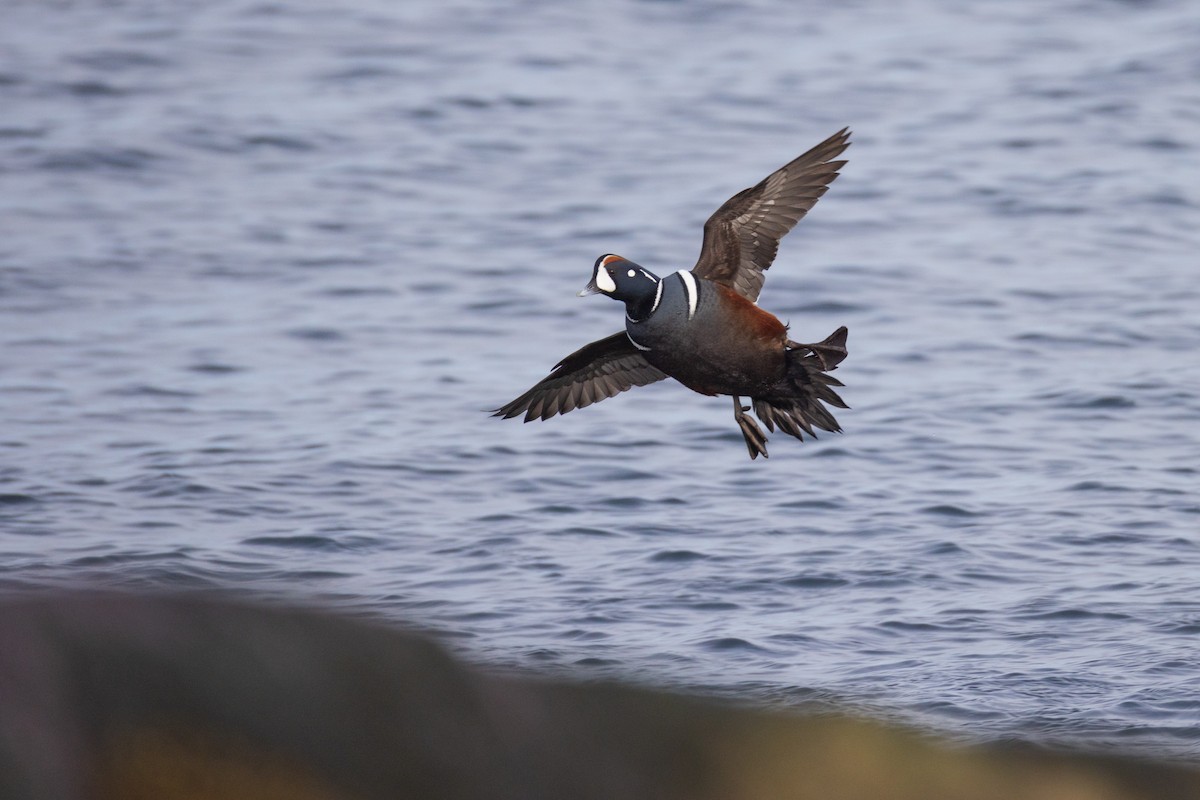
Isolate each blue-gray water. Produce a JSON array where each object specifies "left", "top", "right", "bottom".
[{"left": 3, "top": 0, "right": 1199, "bottom": 760}]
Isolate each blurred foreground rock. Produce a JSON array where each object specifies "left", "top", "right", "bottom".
[{"left": 0, "top": 593, "right": 1196, "bottom": 799}]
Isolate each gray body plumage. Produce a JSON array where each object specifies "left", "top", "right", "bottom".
[{"left": 627, "top": 272, "right": 786, "bottom": 398}]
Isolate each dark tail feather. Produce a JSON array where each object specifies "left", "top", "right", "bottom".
[
  {"left": 753, "top": 327, "right": 849, "bottom": 442},
  {"left": 787, "top": 325, "right": 848, "bottom": 371}
]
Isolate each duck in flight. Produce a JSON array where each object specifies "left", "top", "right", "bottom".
[{"left": 495, "top": 129, "right": 852, "bottom": 459}]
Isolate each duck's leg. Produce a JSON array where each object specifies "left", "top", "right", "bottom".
[{"left": 732, "top": 395, "right": 769, "bottom": 460}]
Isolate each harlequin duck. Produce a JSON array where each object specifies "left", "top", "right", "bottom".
[{"left": 495, "top": 128, "right": 851, "bottom": 459}]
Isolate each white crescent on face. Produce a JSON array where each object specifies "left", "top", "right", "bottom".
[
  {"left": 595, "top": 265, "right": 617, "bottom": 293},
  {"left": 594, "top": 254, "right": 625, "bottom": 293}
]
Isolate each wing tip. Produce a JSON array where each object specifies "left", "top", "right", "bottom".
[{"left": 491, "top": 404, "right": 525, "bottom": 420}]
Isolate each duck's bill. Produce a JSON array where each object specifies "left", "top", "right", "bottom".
[{"left": 577, "top": 278, "right": 600, "bottom": 297}]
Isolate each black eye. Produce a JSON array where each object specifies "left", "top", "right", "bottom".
[{"left": 607, "top": 268, "right": 614, "bottom": 275}]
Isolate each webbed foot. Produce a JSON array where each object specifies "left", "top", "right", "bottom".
[{"left": 732, "top": 395, "right": 769, "bottom": 460}]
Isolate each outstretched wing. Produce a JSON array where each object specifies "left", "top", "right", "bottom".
[
  {"left": 494, "top": 332, "right": 668, "bottom": 422},
  {"left": 691, "top": 128, "right": 851, "bottom": 303}
]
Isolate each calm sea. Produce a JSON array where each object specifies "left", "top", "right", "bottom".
[{"left": 2, "top": 0, "right": 1198, "bottom": 759}]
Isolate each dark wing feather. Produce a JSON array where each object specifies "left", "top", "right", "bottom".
[
  {"left": 494, "top": 332, "right": 668, "bottom": 422},
  {"left": 691, "top": 128, "right": 851, "bottom": 303}
]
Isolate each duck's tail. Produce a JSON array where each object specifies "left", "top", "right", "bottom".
[{"left": 752, "top": 326, "right": 849, "bottom": 441}]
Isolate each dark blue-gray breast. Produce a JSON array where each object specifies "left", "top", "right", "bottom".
[{"left": 625, "top": 271, "right": 696, "bottom": 353}]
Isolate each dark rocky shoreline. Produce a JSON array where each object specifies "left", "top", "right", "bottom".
[{"left": 1, "top": 592, "right": 1196, "bottom": 800}]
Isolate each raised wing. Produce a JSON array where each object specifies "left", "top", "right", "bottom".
[
  {"left": 691, "top": 128, "right": 850, "bottom": 303},
  {"left": 494, "top": 332, "right": 668, "bottom": 422}
]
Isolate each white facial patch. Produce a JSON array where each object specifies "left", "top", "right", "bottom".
[
  {"left": 627, "top": 269, "right": 636, "bottom": 277},
  {"left": 595, "top": 266, "right": 617, "bottom": 293}
]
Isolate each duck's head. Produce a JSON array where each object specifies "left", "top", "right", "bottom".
[{"left": 579, "top": 254, "right": 660, "bottom": 305}]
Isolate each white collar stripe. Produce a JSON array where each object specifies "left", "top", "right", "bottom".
[
  {"left": 650, "top": 278, "right": 663, "bottom": 314},
  {"left": 626, "top": 331, "right": 652, "bottom": 351},
  {"left": 676, "top": 270, "right": 699, "bottom": 320}
]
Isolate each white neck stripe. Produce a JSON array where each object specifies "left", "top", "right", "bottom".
[
  {"left": 650, "top": 278, "right": 663, "bottom": 314},
  {"left": 626, "top": 331, "right": 652, "bottom": 351},
  {"left": 676, "top": 270, "right": 699, "bottom": 320}
]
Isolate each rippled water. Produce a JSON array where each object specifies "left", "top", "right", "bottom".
[{"left": 3, "top": 0, "right": 1199, "bottom": 760}]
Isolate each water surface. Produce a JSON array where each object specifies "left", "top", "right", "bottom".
[{"left": 2, "top": 0, "right": 1199, "bottom": 759}]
